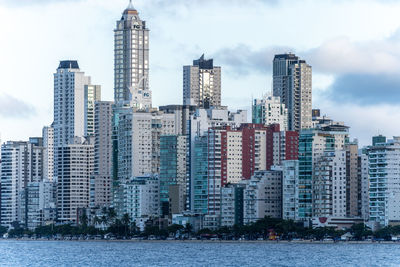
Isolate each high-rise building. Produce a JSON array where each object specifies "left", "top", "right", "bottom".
[
  {"left": 114, "top": 1, "right": 151, "bottom": 108},
  {"left": 298, "top": 124, "right": 349, "bottom": 221},
  {"left": 21, "top": 180, "right": 56, "bottom": 230},
  {"left": 220, "top": 184, "right": 244, "bottom": 227},
  {"left": 57, "top": 138, "right": 94, "bottom": 223},
  {"left": 282, "top": 160, "right": 299, "bottom": 220},
  {"left": 114, "top": 110, "right": 176, "bottom": 216},
  {"left": 159, "top": 105, "right": 197, "bottom": 135},
  {"left": 345, "top": 142, "right": 361, "bottom": 217},
  {"left": 188, "top": 107, "right": 247, "bottom": 211},
  {"left": 252, "top": 94, "right": 288, "bottom": 131},
  {"left": 91, "top": 101, "right": 114, "bottom": 208},
  {"left": 367, "top": 137, "right": 400, "bottom": 226},
  {"left": 53, "top": 60, "right": 92, "bottom": 148},
  {"left": 84, "top": 85, "right": 101, "bottom": 136},
  {"left": 159, "top": 135, "right": 187, "bottom": 216},
  {"left": 192, "top": 135, "right": 209, "bottom": 214},
  {"left": 42, "top": 126, "right": 54, "bottom": 182},
  {"left": 183, "top": 54, "right": 221, "bottom": 108},
  {"left": 312, "top": 150, "right": 347, "bottom": 217},
  {"left": 359, "top": 152, "right": 369, "bottom": 221},
  {"left": 0, "top": 140, "right": 44, "bottom": 227},
  {"left": 273, "top": 53, "right": 312, "bottom": 131}
]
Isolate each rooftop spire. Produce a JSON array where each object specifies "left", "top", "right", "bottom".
[
  {"left": 127, "top": 0, "right": 135, "bottom": 10},
  {"left": 123, "top": 0, "right": 138, "bottom": 17}
]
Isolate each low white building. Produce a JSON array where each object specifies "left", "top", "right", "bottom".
[
  {"left": 21, "top": 180, "right": 56, "bottom": 230},
  {"left": 122, "top": 175, "right": 159, "bottom": 221},
  {"left": 220, "top": 184, "right": 245, "bottom": 227}
]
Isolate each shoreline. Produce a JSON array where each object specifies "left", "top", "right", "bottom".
[{"left": 1, "top": 239, "right": 399, "bottom": 244}]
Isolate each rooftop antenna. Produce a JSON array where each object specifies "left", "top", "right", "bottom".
[{"left": 128, "top": 0, "right": 134, "bottom": 9}]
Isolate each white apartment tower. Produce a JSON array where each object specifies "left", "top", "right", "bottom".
[
  {"left": 0, "top": 140, "right": 44, "bottom": 227},
  {"left": 114, "top": 1, "right": 151, "bottom": 108},
  {"left": 57, "top": 138, "right": 94, "bottom": 223},
  {"left": 53, "top": 60, "right": 91, "bottom": 148},
  {"left": 42, "top": 126, "right": 54, "bottom": 181},
  {"left": 273, "top": 53, "right": 312, "bottom": 131},
  {"left": 368, "top": 137, "right": 400, "bottom": 226},
  {"left": 183, "top": 54, "right": 221, "bottom": 108}
]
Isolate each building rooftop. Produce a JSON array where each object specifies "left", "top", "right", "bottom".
[
  {"left": 58, "top": 60, "right": 79, "bottom": 69},
  {"left": 273, "top": 53, "right": 299, "bottom": 61},
  {"left": 193, "top": 54, "right": 214, "bottom": 69}
]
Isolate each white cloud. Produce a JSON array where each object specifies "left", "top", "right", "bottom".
[
  {"left": 0, "top": 94, "right": 36, "bottom": 118},
  {"left": 317, "top": 100, "right": 400, "bottom": 147},
  {"left": 1, "top": 0, "right": 400, "bottom": 143},
  {"left": 305, "top": 37, "right": 400, "bottom": 75}
]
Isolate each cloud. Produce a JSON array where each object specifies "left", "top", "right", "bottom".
[
  {"left": 0, "top": 94, "right": 36, "bottom": 118},
  {"left": 214, "top": 35, "right": 400, "bottom": 77},
  {"left": 214, "top": 44, "right": 294, "bottom": 75},
  {"left": 322, "top": 73, "right": 400, "bottom": 105},
  {"left": 305, "top": 37, "right": 400, "bottom": 75},
  {"left": 0, "top": 0, "right": 82, "bottom": 7},
  {"left": 316, "top": 100, "right": 400, "bottom": 147}
]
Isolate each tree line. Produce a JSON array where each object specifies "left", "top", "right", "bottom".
[{"left": 3, "top": 214, "right": 400, "bottom": 241}]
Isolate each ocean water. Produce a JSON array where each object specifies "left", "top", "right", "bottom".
[{"left": 0, "top": 240, "right": 399, "bottom": 267}]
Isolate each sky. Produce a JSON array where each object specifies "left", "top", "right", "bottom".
[{"left": 1, "top": 0, "right": 400, "bottom": 146}]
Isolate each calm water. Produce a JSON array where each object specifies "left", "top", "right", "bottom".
[{"left": 0, "top": 240, "right": 399, "bottom": 266}]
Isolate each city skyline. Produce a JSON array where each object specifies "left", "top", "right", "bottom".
[{"left": 2, "top": 0, "right": 400, "bottom": 145}]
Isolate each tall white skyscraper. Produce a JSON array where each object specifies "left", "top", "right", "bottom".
[
  {"left": 273, "top": 53, "right": 312, "bottom": 131},
  {"left": 114, "top": 1, "right": 151, "bottom": 108},
  {"left": 183, "top": 54, "right": 221, "bottom": 108},
  {"left": 53, "top": 60, "right": 91, "bottom": 148},
  {"left": 53, "top": 60, "right": 99, "bottom": 184}
]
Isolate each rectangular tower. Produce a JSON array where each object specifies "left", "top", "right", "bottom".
[
  {"left": 114, "top": 2, "right": 151, "bottom": 108},
  {"left": 53, "top": 60, "right": 91, "bottom": 148},
  {"left": 56, "top": 138, "right": 93, "bottom": 223},
  {"left": 273, "top": 53, "right": 312, "bottom": 131},
  {"left": 84, "top": 85, "right": 101, "bottom": 136},
  {"left": 183, "top": 54, "right": 221, "bottom": 108},
  {"left": 92, "top": 101, "right": 114, "bottom": 208}
]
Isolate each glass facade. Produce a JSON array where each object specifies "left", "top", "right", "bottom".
[
  {"left": 193, "top": 136, "right": 208, "bottom": 214},
  {"left": 160, "top": 135, "right": 178, "bottom": 215},
  {"left": 298, "top": 131, "right": 314, "bottom": 220}
]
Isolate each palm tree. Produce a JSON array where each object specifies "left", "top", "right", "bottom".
[
  {"left": 184, "top": 223, "right": 193, "bottom": 237},
  {"left": 122, "top": 213, "right": 131, "bottom": 237},
  {"left": 79, "top": 214, "right": 88, "bottom": 228},
  {"left": 106, "top": 208, "right": 117, "bottom": 224}
]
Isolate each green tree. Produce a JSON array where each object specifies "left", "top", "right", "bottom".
[
  {"left": 167, "top": 224, "right": 184, "bottom": 235},
  {"left": 0, "top": 226, "right": 8, "bottom": 236},
  {"left": 121, "top": 213, "right": 131, "bottom": 236},
  {"left": 79, "top": 214, "right": 88, "bottom": 228},
  {"left": 350, "top": 223, "right": 372, "bottom": 240}
]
